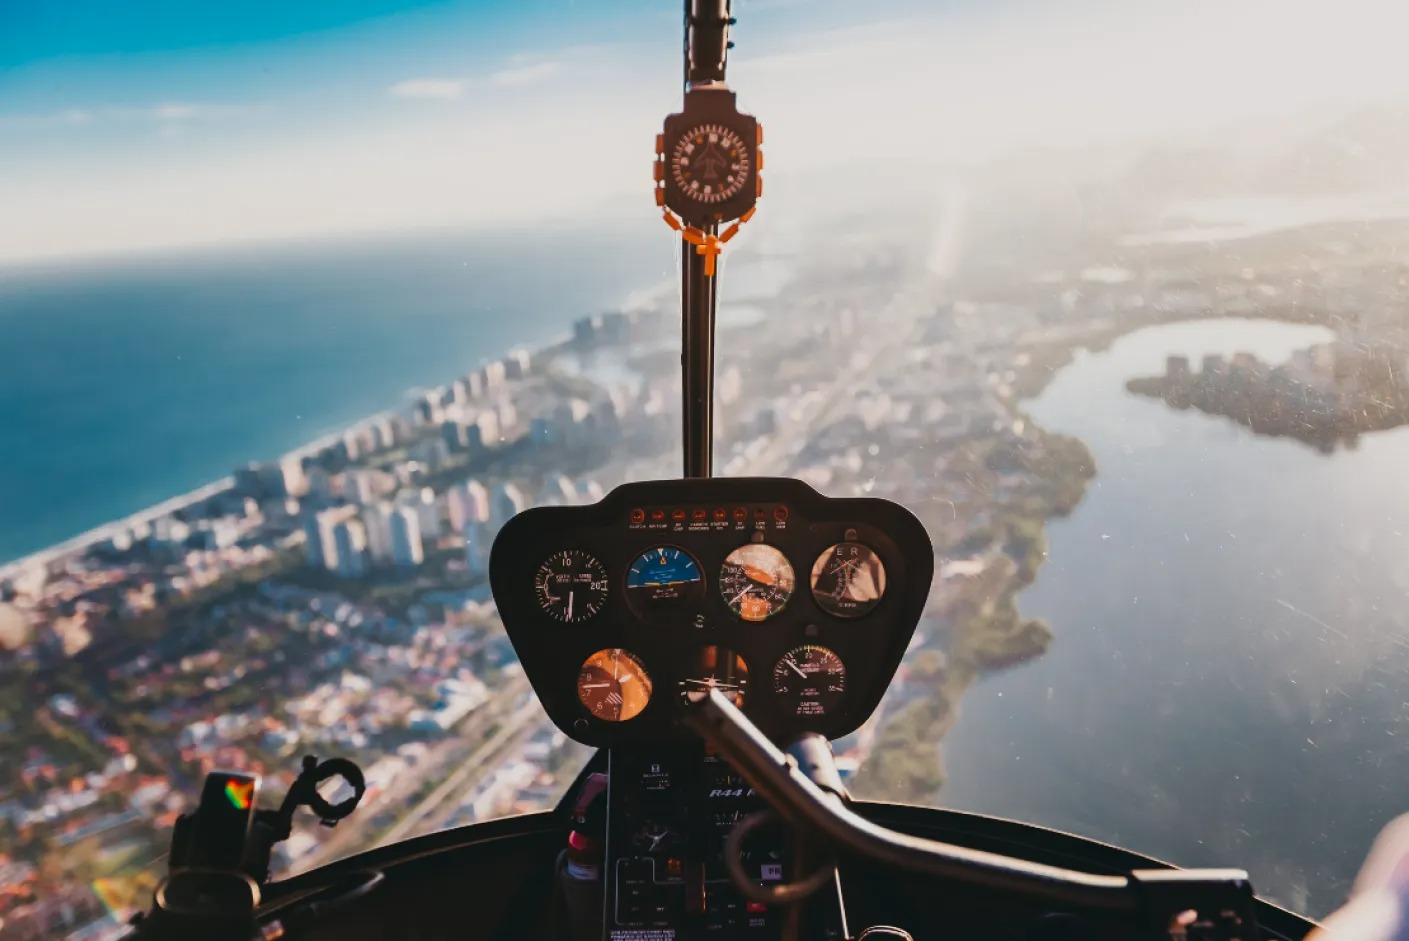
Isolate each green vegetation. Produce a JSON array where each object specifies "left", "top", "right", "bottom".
[{"left": 855, "top": 413, "right": 1096, "bottom": 805}]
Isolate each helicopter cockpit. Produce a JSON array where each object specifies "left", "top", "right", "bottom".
[{"left": 114, "top": 4, "right": 1328, "bottom": 941}]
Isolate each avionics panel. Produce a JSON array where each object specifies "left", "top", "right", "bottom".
[
  {"left": 603, "top": 746, "right": 790, "bottom": 940},
  {"left": 489, "top": 477, "right": 934, "bottom": 747}
]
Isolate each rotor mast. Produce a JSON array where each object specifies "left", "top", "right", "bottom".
[{"left": 677, "top": 0, "right": 738, "bottom": 479}]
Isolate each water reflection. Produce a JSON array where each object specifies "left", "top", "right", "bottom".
[{"left": 940, "top": 319, "right": 1409, "bottom": 918}]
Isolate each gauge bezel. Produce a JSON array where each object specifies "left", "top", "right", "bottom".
[
  {"left": 808, "top": 542, "right": 887, "bottom": 619},
  {"left": 677, "top": 645, "right": 750, "bottom": 708},
  {"left": 771, "top": 644, "right": 848, "bottom": 722},
  {"left": 534, "top": 548, "right": 610, "bottom": 623},
  {"left": 718, "top": 542, "right": 796, "bottom": 622},
  {"left": 576, "top": 647, "right": 654, "bottom": 723},
  {"left": 623, "top": 544, "right": 707, "bottom": 618}
]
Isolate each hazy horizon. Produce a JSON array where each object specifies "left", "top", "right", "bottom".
[{"left": 6, "top": 0, "right": 1409, "bottom": 264}]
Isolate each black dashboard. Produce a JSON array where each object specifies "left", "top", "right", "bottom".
[{"left": 488, "top": 477, "right": 935, "bottom": 747}]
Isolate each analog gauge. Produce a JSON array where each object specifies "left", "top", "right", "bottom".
[
  {"left": 577, "top": 648, "right": 653, "bottom": 722},
  {"left": 632, "top": 819, "right": 680, "bottom": 855},
  {"left": 720, "top": 544, "right": 794, "bottom": 622},
  {"left": 678, "top": 646, "right": 748, "bottom": 708},
  {"left": 535, "top": 549, "right": 609, "bottom": 623},
  {"left": 670, "top": 123, "right": 751, "bottom": 204},
  {"left": 625, "top": 546, "right": 705, "bottom": 614},
  {"left": 809, "top": 543, "right": 887, "bottom": 618},
  {"left": 771, "top": 646, "right": 847, "bottom": 719}
]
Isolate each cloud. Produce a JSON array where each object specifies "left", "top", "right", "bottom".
[
  {"left": 387, "top": 78, "right": 468, "bottom": 101},
  {"left": 489, "top": 61, "right": 560, "bottom": 87},
  {"left": 11, "top": 0, "right": 1409, "bottom": 263},
  {"left": 0, "top": 101, "right": 256, "bottom": 129}
]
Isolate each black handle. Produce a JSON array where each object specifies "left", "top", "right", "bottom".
[
  {"left": 685, "top": 689, "right": 1137, "bottom": 911},
  {"left": 685, "top": 0, "right": 734, "bottom": 89}
]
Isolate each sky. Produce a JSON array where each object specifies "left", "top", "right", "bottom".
[{"left": 3, "top": 0, "right": 1409, "bottom": 263}]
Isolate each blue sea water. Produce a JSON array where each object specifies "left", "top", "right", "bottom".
[{"left": 0, "top": 223, "right": 674, "bottom": 565}]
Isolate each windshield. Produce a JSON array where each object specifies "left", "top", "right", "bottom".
[{"left": 5, "top": 0, "right": 1409, "bottom": 933}]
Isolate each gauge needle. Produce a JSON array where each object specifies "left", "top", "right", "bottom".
[
  {"left": 784, "top": 658, "right": 808, "bottom": 679},
  {"left": 730, "top": 586, "right": 752, "bottom": 607},
  {"left": 567, "top": 591, "right": 574, "bottom": 621},
  {"left": 582, "top": 683, "right": 610, "bottom": 689}
]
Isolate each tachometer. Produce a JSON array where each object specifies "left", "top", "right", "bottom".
[
  {"left": 535, "top": 549, "right": 608, "bottom": 622},
  {"left": 719, "top": 544, "right": 794, "bottom": 622},
  {"left": 771, "top": 646, "right": 846, "bottom": 718},
  {"left": 809, "top": 543, "right": 886, "bottom": 618},
  {"left": 577, "top": 648, "right": 653, "bottom": 722},
  {"left": 678, "top": 646, "right": 748, "bottom": 708},
  {"left": 625, "top": 546, "right": 705, "bottom": 615}
]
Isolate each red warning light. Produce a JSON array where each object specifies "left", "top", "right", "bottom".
[
  {"left": 630, "top": 508, "right": 645, "bottom": 524},
  {"left": 712, "top": 508, "right": 727, "bottom": 521},
  {"left": 773, "top": 506, "right": 789, "bottom": 522},
  {"left": 672, "top": 508, "right": 687, "bottom": 522},
  {"left": 692, "top": 508, "right": 707, "bottom": 521},
  {"left": 650, "top": 509, "right": 667, "bottom": 522},
  {"left": 733, "top": 507, "right": 748, "bottom": 521}
]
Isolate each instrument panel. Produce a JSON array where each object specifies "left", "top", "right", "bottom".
[{"left": 489, "top": 477, "right": 935, "bottom": 746}]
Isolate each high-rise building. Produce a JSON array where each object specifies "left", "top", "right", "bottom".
[
  {"left": 504, "top": 349, "right": 531, "bottom": 379},
  {"left": 305, "top": 466, "right": 335, "bottom": 503},
  {"left": 543, "top": 475, "right": 578, "bottom": 506},
  {"left": 417, "top": 391, "right": 444, "bottom": 425},
  {"left": 364, "top": 502, "right": 395, "bottom": 564},
  {"left": 463, "top": 480, "right": 490, "bottom": 522},
  {"left": 446, "top": 484, "right": 479, "bottom": 533},
  {"left": 407, "top": 487, "right": 443, "bottom": 540},
  {"left": 495, "top": 400, "right": 518, "bottom": 434},
  {"left": 390, "top": 507, "right": 425, "bottom": 568},
  {"left": 236, "top": 457, "right": 308, "bottom": 498},
  {"left": 304, "top": 506, "right": 356, "bottom": 569},
  {"left": 466, "top": 412, "right": 501, "bottom": 452},
  {"left": 442, "top": 420, "right": 469, "bottom": 453},
  {"left": 274, "top": 456, "right": 309, "bottom": 497},
  {"left": 465, "top": 520, "right": 494, "bottom": 573},
  {"left": 340, "top": 430, "right": 363, "bottom": 464},
  {"left": 370, "top": 417, "right": 397, "bottom": 451},
  {"left": 491, "top": 483, "right": 528, "bottom": 527},
  {"left": 464, "top": 371, "right": 485, "bottom": 399},
  {"left": 333, "top": 519, "right": 368, "bottom": 579}
]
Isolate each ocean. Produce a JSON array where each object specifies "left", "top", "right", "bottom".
[{"left": 0, "top": 222, "right": 676, "bottom": 565}]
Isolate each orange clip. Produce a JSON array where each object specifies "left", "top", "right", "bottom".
[
  {"left": 663, "top": 211, "right": 682, "bottom": 231},
  {"left": 693, "top": 234, "right": 723, "bottom": 276}
]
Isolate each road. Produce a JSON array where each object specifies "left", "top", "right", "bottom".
[
  {"left": 377, "top": 694, "right": 547, "bottom": 844},
  {"left": 297, "top": 675, "right": 534, "bottom": 869}
]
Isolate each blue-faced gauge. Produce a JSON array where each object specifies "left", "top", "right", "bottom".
[{"left": 625, "top": 546, "right": 705, "bottom": 615}]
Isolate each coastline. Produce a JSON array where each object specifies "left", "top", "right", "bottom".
[{"left": 0, "top": 329, "right": 576, "bottom": 583}]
